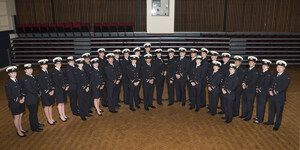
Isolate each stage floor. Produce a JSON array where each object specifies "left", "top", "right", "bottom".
[{"left": 0, "top": 66, "right": 299, "bottom": 150}]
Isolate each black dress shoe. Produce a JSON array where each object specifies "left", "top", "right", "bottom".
[
  {"left": 243, "top": 118, "right": 250, "bottom": 121},
  {"left": 86, "top": 114, "right": 93, "bottom": 117},
  {"left": 233, "top": 114, "right": 238, "bottom": 117},
  {"left": 53, "top": 120, "right": 57, "bottom": 123},
  {"left": 115, "top": 104, "right": 121, "bottom": 107},
  {"left": 189, "top": 107, "right": 194, "bottom": 110},
  {"left": 102, "top": 105, "right": 108, "bottom": 107},
  {"left": 65, "top": 117, "right": 70, "bottom": 120},
  {"left": 221, "top": 117, "right": 227, "bottom": 120},
  {"left": 224, "top": 120, "right": 231, "bottom": 123},
  {"left": 144, "top": 107, "right": 149, "bottom": 111},
  {"left": 253, "top": 120, "right": 260, "bottom": 124},
  {"left": 136, "top": 105, "right": 141, "bottom": 109},
  {"left": 38, "top": 124, "right": 45, "bottom": 127},
  {"left": 81, "top": 117, "right": 87, "bottom": 121},
  {"left": 168, "top": 103, "right": 174, "bottom": 106},
  {"left": 263, "top": 122, "right": 274, "bottom": 125},
  {"left": 182, "top": 103, "right": 185, "bottom": 106},
  {"left": 157, "top": 103, "right": 163, "bottom": 106},
  {"left": 109, "top": 110, "right": 118, "bottom": 113},
  {"left": 130, "top": 108, "right": 136, "bottom": 111},
  {"left": 239, "top": 116, "right": 246, "bottom": 118},
  {"left": 16, "top": 132, "right": 26, "bottom": 137},
  {"left": 98, "top": 113, "right": 102, "bottom": 116},
  {"left": 100, "top": 110, "right": 104, "bottom": 112},
  {"left": 60, "top": 117, "right": 67, "bottom": 122},
  {"left": 273, "top": 127, "right": 279, "bottom": 131},
  {"left": 200, "top": 105, "right": 206, "bottom": 108},
  {"left": 150, "top": 105, "right": 156, "bottom": 109},
  {"left": 253, "top": 117, "right": 258, "bottom": 120},
  {"left": 47, "top": 121, "right": 55, "bottom": 125},
  {"left": 195, "top": 108, "right": 200, "bottom": 112},
  {"left": 32, "top": 128, "right": 43, "bottom": 132},
  {"left": 211, "top": 113, "right": 216, "bottom": 116},
  {"left": 21, "top": 130, "right": 29, "bottom": 133},
  {"left": 89, "top": 110, "right": 93, "bottom": 113},
  {"left": 218, "top": 111, "right": 225, "bottom": 114}
]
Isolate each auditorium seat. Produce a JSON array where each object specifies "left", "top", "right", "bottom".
[
  {"left": 25, "top": 24, "right": 33, "bottom": 33},
  {"left": 73, "top": 23, "right": 81, "bottom": 32},
  {"left": 49, "top": 24, "right": 57, "bottom": 32},
  {"left": 33, "top": 24, "right": 41, "bottom": 33},
  {"left": 94, "top": 23, "right": 102, "bottom": 32},
  {"left": 102, "top": 23, "right": 110, "bottom": 32},
  {"left": 126, "top": 23, "right": 134, "bottom": 32},
  {"left": 65, "top": 23, "right": 72, "bottom": 32},
  {"left": 110, "top": 23, "right": 118, "bottom": 32},
  {"left": 57, "top": 23, "right": 65, "bottom": 32},
  {"left": 81, "top": 23, "right": 89, "bottom": 32},
  {"left": 118, "top": 23, "right": 125, "bottom": 32},
  {"left": 41, "top": 24, "right": 49, "bottom": 33}
]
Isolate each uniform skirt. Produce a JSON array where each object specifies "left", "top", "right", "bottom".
[
  {"left": 55, "top": 88, "right": 67, "bottom": 103},
  {"left": 91, "top": 86, "right": 100, "bottom": 99},
  {"left": 41, "top": 93, "right": 55, "bottom": 106},
  {"left": 10, "top": 103, "right": 25, "bottom": 115}
]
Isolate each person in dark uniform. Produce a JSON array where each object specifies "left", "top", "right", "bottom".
[
  {"left": 75, "top": 58, "right": 92, "bottom": 120},
  {"left": 264, "top": 60, "right": 290, "bottom": 131},
  {"left": 189, "top": 56, "right": 206, "bottom": 112},
  {"left": 207, "top": 61, "right": 222, "bottom": 116},
  {"left": 207, "top": 51, "right": 219, "bottom": 76},
  {"left": 199, "top": 48, "right": 209, "bottom": 108},
  {"left": 105, "top": 53, "right": 120, "bottom": 113},
  {"left": 90, "top": 58, "right": 105, "bottom": 116},
  {"left": 127, "top": 55, "right": 142, "bottom": 111},
  {"left": 221, "top": 64, "right": 239, "bottom": 123},
  {"left": 97, "top": 48, "right": 108, "bottom": 107},
  {"left": 5, "top": 66, "right": 27, "bottom": 137},
  {"left": 23, "top": 64, "right": 44, "bottom": 132},
  {"left": 133, "top": 47, "right": 143, "bottom": 103},
  {"left": 66, "top": 56, "right": 80, "bottom": 116},
  {"left": 240, "top": 56, "right": 259, "bottom": 121},
  {"left": 142, "top": 43, "right": 152, "bottom": 66},
  {"left": 37, "top": 59, "right": 56, "bottom": 125},
  {"left": 153, "top": 48, "right": 165, "bottom": 105},
  {"left": 113, "top": 49, "right": 123, "bottom": 105},
  {"left": 121, "top": 49, "right": 131, "bottom": 105},
  {"left": 82, "top": 53, "right": 94, "bottom": 113},
  {"left": 254, "top": 59, "right": 272, "bottom": 124},
  {"left": 52, "top": 57, "right": 69, "bottom": 122},
  {"left": 187, "top": 48, "right": 198, "bottom": 104},
  {"left": 165, "top": 48, "right": 177, "bottom": 106},
  {"left": 175, "top": 47, "right": 190, "bottom": 106},
  {"left": 142, "top": 53, "right": 156, "bottom": 111},
  {"left": 233, "top": 55, "right": 245, "bottom": 117},
  {"left": 219, "top": 53, "right": 231, "bottom": 114}
]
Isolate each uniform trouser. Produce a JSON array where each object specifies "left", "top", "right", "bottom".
[
  {"left": 220, "top": 94, "right": 226, "bottom": 113},
  {"left": 200, "top": 83, "right": 207, "bottom": 107},
  {"left": 129, "top": 83, "right": 140, "bottom": 109},
  {"left": 187, "top": 82, "right": 192, "bottom": 101},
  {"left": 107, "top": 82, "right": 117, "bottom": 111},
  {"left": 167, "top": 79, "right": 175, "bottom": 104},
  {"left": 155, "top": 77, "right": 164, "bottom": 104},
  {"left": 115, "top": 81, "right": 121, "bottom": 103},
  {"left": 78, "top": 88, "right": 91, "bottom": 119},
  {"left": 68, "top": 89, "right": 78, "bottom": 115},
  {"left": 143, "top": 83, "right": 154, "bottom": 108},
  {"left": 100, "top": 87, "right": 108, "bottom": 106},
  {"left": 225, "top": 92, "right": 235, "bottom": 122},
  {"left": 233, "top": 88, "right": 243, "bottom": 116},
  {"left": 209, "top": 90, "right": 220, "bottom": 115},
  {"left": 175, "top": 76, "right": 187, "bottom": 104},
  {"left": 267, "top": 97, "right": 285, "bottom": 128},
  {"left": 256, "top": 91, "right": 268, "bottom": 122},
  {"left": 241, "top": 90, "right": 256, "bottom": 119},
  {"left": 27, "top": 103, "right": 39, "bottom": 130},
  {"left": 190, "top": 85, "right": 202, "bottom": 108},
  {"left": 138, "top": 82, "right": 142, "bottom": 103},
  {"left": 123, "top": 78, "right": 130, "bottom": 104}
]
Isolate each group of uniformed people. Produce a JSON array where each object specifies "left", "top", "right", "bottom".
[{"left": 5, "top": 43, "right": 290, "bottom": 137}]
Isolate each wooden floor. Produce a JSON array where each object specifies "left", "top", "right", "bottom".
[{"left": 0, "top": 66, "right": 299, "bottom": 150}]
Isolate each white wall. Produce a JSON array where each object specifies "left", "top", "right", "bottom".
[
  {"left": 0, "top": 0, "right": 15, "bottom": 32},
  {"left": 146, "top": 0, "right": 175, "bottom": 34}
]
